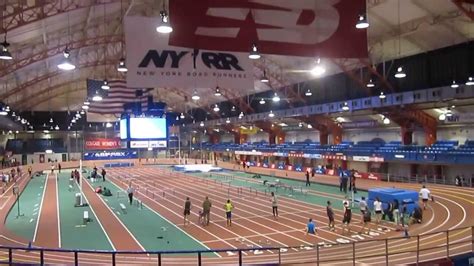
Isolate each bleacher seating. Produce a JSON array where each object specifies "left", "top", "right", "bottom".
[{"left": 6, "top": 139, "right": 66, "bottom": 154}]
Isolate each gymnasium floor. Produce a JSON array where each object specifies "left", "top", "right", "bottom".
[{"left": 0, "top": 163, "right": 473, "bottom": 265}]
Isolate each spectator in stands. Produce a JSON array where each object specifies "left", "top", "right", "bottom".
[
  {"left": 359, "top": 196, "right": 368, "bottom": 224},
  {"left": 58, "top": 163, "right": 61, "bottom": 173},
  {"left": 202, "top": 196, "right": 212, "bottom": 226},
  {"left": 101, "top": 168, "right": 106, "bottom": 182},
  {"left": 305, "top": 170, "right": 311, "bottom": 186},
  {"left": 183, "top": 197, "right": 191, "bottom": 226},
  {"left": 342, "top": 201, "right": 352, "bottom": 235},
  {"left": 127, "top": 184, "right": 135, "bottom": 205},
  {"left": 271, "top": 192, "right": 278, "bottom": 219},
  {"left": 305, "top": 218, "right": 316, "bottom": 235},
  {"left": 419, "top": 185, "right": 431, "bottom": 210},
  {"left": 223, "top": 199, "right": 234, "bottom": 227},
  {"left": 373, "top": 197, "right": 383, "bottom": 224},
  {"left": 28, "top": 166, "right": 32, "bottom": 178},
  {"left": 326, "top": 201, "right": 335, "bottom": 231}
]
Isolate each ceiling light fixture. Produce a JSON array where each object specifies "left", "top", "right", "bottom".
[
  {"left": 466, "top": 77, "right": 474, "bottom": 86},
  {"left": 101, "top": 79, "right": 110, "bottom": 90},
  {"left": 342, "top": 102, "right": 350, "bottom": 111},
  {"left": 268, "top": 110, "right": 275, "bottom": 118},
  {"left": 226, "top": 118, "right": 231, "bottom": 124},
  {"left": 57, "top": 48, "right": 76, "bottom": 71},
  {"left": 84, "top": 99, "right": 90, "bottom": 105},
  {"left": 192, "top": 90, "right": 200, "bottom": 100},
  {"left": 383, "top": 117, "right": 390, "bottom": 125},
  {"left": 0, "top": 107, "right": 7, "bottom": 116},
  {"left": 259, "top": 98, "right": 266, "bottom": 105},
  {"left": 82, "top": 105, "right": 89, "bottom": 110},
  {"left": 92, "top": 91, "right": 103, "bottom": 102},
  {"left": 80, "top": 110, "right": 85, "bottom": 115},
  {"left": 379, "top": 91, "right": 386, "bottom": 99},
  {"left": 305, "top": 89, "right": 312, "bottom": 96},
  {"left": 214, "top": 87, "right": 222, "bottom": 96},
  {"left": 55, "top": 125, "right": 59, "bottom": 130},
  {"left": 238, "top": 112, "right": 244, "bottom": 119},
  {"left": 117, "top": 58, "right": 128, "bottom": 72},
  {"left": 249, "top": 43, "right": 261, "bottom": 59},
  {"left": 0, "top": 31, "right": 13, "bottom": 60},
  {"left": 180, "top": 113, "right": 185, "bottom": 119},
  {"left": 366, "top": 79, "right": 375, "bottom": 88},
  {"left": 445, "top": 108, "right": 453, "bottom": 117},
  {"left": 394, "top": 67, "right": 406, "bottom": 78},
  {"left": 272, "top": 92, "right": 280, "bottom": 102},
  {"left": 213, "top": 104, "right": 220, "bottom": 112},
  {"left": 156, "top": 3, "right": 173, "bottom": 34},
  {"left": 106, "top": 122, "right": 113, "bottom": 128},
  {"left": 45, "top": 149, "right": 53, "bottom": 154},
  {"left": 311, "top": 58, "right": 326, "bottom": 77},
  {"left": 260, "top": 70, "right": 269, "bottom": 83},
  {"left": 49, "top": 118, "right": 53, "bottom": 123},
  {"left": 356, "top": 14, "right": 369, "bottom": 29},
  {"left": 450, "top": 80, "right": 459, "bottom": 88},
  {"left": 199, "top": 121, "right": 204, "bottom": 127},
  {"left": 438, "top": 113, "right": 446, "bottom": 121},
  {"left": 307, "top": 124, "right": 313, "bottom": 129}
]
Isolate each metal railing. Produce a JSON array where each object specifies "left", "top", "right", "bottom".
[{"left": 1, "top": 226, "right": 472, "bottom": 265}]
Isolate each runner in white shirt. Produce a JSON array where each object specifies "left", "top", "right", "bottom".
[
  {"left": 419, "top": 185, "right": 431, "bottom": 210},
  {"left": 373, "top": 197, "right": 383, "bottom": 224}
]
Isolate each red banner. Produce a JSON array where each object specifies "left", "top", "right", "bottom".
[
  {"left": 85, "top": 138, "right": 121, "bottom": 150},
  {"left": 354, "top": 172, "right": 381, "bottom": 181},
  {"left": 169, "top": 0, "right": 368, "bottom": 58}
]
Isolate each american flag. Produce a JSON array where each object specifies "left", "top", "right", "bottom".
[{"left": 87, "top": 79, "right": 149, "bottom": 114}]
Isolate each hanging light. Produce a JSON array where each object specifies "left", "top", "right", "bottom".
[
  {"left": 394, "top": 67, "right": 406, "bottom": 78},
  {"left": 180, "top": 113, "right": 185, "bottom": 119},
  {"left": 67, "top": 126, "right": 71, "bottom": 130},
  {"left": 379, "top": 91, "right": 386, "bottom": 99},
  {"left": 383, "top": 117, "right": 390, "bottom": 125},
  {"left": 50, "top": 125, "right": 53, "bottom": 130},
  {"left": 156, "top": 10, "right": 173, "bottom": 34},
  {"left": 43, "top": 130, "right": 50, "bottom": 134},
  {"left": 342, "top": 102, "right": 350, "bottom": 111},
  {"left": 5, "top": 105, "right": 10, "bottom": 112},
  {"left": 272, "top": 92, "right": 280, "bottom": 102},
  {"left": 466, "top": 77, "right": 474, "bottom": 86},
  {"left": 57, "top": 48, "right": 76, "bottom": 71},
  {"left": 199, "top": 121, "right": 204, "bottom": 127},
  {"left": 75, "top": 112, "right": 81, "bottom": 118},
  {"left": 80, "top": 110, "right": 85, "bottom": 115},
  {"left": 307, "top": 124, "right": 313, "bottom": 129},
  {"left": 439, "top": 113, "right": 446, "bottom": 121},
  {"left": 0, "top": 35, "right": 13, "bottom": 60},
  {"left": 45, "top": 149, "right": 53, "bottom": 154},
  {"left": 49, "top": 118, "right": 54, "bottom": 123},
  {"left": 311, "top": 58, "right": 326, "bottom": 77},
  {"left": 175, "top": 116, "right": 179, "bottom": 121},
  {"left": 298, "top": 122, "right": 303, "bottom": 128},
  {"left": 305, "top": 89, "right": 312, "bottom": 96},
  {"left": 366, "top": 79, "right": 375, "bottom": 88},
  {"left": 259, "top": 98, "right": 266, "bottom": 105},
  {"left": 213, "top": 104, "right": 220, "bottom": 112},
  {"left": 11, "top": 111, "right": 16, "bottom": 117},
  {"left": 101, "top": 79, "right": 110, "bottom": 90},
  {"left": 55, "top": 125, "right": 60, "bottom": 130},
  {"left": 214, "top": 87, "right": 222, "bottom": 96},
  {"left": 82, "top": 105, "right": 89, "bottom": 110},
  {"left": 238, "top": 112, "right": 244, "bottom": 119},
  {"left": 356, "top": 14, "right": 369, "bottom": 29},
  {"left": 0, "top": 107, "right": 7, "bottom": 116},
  {"left": 71, "top": 118, "right": 76, "bottom": 123},
  {"left": 226, "top": 118, "right": 231, "bottom": 124},
  {"left": 21, "top": 118, "right": 27, "bottom": 124},
  {"left": 445, "top": 108, "right": 453, "bottom": 117},
  {"left": 260, "top": 70, "right": 269, "bottom": 83},
  {"left": 106, "top": 122, "right": 113, "bottom": 128},
  {"left": 117, "top": 58, "right": 128, "bottom": 72},
  {"left": 84, "top": 99, "right": 91, "bottom": 105},
  {"left": 450, "top": 80, "right": 459, "bottom": 88},
  {"left": 268, "top": 110, "right": 275, "bottom": 118},
  {"left": 192, "top": 90, "right": 200, "bottom": 100},
  {"left": 249, "top": 43, "right": 261, "bottom": 59},
  {"left": 92, "top": 91, "right": 103, "bottom": 101}
]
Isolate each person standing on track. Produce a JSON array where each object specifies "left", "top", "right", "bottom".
[
  {"left": 419, "top": 185, "right": 431, "bottom": 210},
  {"left": 359, "top": 196, "right": 368, "bottom": 224},
  {"left": 58, "top": 163, "right": 61, "bottom": 173},
  {"left": 183, "top": 197, "right": 191, "bottom": 226},
  {"left": 224, "top": 199, "right": 234, "bottom": 226},
  {"left": 373, "top": 197, "right": 383, "bottom": 224},
  {"left": 305, "top": 170, "right": 311, "bottom": 186},
  {"left": 342, "top": 201, "right": 352, "bottom": 235},
  {"left": 271, "top": 192, "right": 278, "bottom": 219},
  {"left": 127, "top": 184, "right": 135, "bottom": 205},
  {"left": 101, "top": 168, "right": 106, "bottom": 182},
  {"left": 28, "top": 165, "right": 32, "bottom": 178},
  {"left": 326, "top": 201, "right": 335, "bottom": 231},
  {"left": 202, "top": 196, "right": 212, "bottom": 226}
]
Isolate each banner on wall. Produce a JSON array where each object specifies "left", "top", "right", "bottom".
[
  {"left": 168, "top": 0, "right": 368, "bottom": 58},
  {"left": 445, "top": 113, "right": 474, "bottom": 124},
  {"left": 341, "top": 120, "right": 378, "bottom": 129},
  {"left": 125, "top": 16, "right": 253, "bottom": 90},
  {"left": 84, "top": 151, "right": 138, "bottom": 160},
  {"left": 130, "top": 140, "right": 167, "bottom": 148},
  {"left": 353, "top": 156, "right": 384, "bottom": 162},
  {"left": 239, "top": 127, "right": 259, "bottom": 135},
  {"left": 85, "top": 138, "right": 121, "bottom": 150}
]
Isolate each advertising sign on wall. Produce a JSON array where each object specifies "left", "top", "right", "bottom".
[
  {"left": 130, "top": 140, "right": 167, "bottom": 148},
  {"left": 83, "top": 151, "right": 138, "bottom": 160},
  {"left": 85, "top": 138, "right": 121, "bottom": 150},
  {"left": 125, "top": 16, "right": 253, "bottom": 90}
]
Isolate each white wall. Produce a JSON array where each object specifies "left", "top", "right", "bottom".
[
  {"left": 248, "top": 132, "right": 268, "bottom": 143},
  {"left": 436, "top": 125, "right": 474, "bottom": 145},
  {"left": 387, "top": 162, "right": 412, "bottom": 177},
  {"left": 347, "top": 161, "right": 368, "bottom": 172},
  {"left": 221, "top": 134, "right": 234, "bottom": 143},
  {"left": 343, "top": 128, "right": 402, "bottom": 143},
  {"left": 443, "top": 165, "right": 474, "bottom": 181},
  {"left": 285, "top": 130, "right": 319, "bottom": 143}
]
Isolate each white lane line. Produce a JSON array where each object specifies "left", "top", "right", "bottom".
[
  {"left": 32, "top": 174, "right": 48, "bottom": 242},
  {"left": 55, "top": 174, "right": 61, "bottom": 247},
  {"left": 82, "top": 177, "right": 146, "bottom": 252}
]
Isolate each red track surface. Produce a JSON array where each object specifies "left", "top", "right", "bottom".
[{"left": 0, "top": 162, "right": 472, "bottom": 265}]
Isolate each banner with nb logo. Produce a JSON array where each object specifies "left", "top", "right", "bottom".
[
  {"left": 125, "top": 16, "right": 253, "bottom": 90},
  {"left": 168, "top": 0, "right": 367, "bottom": 58}
]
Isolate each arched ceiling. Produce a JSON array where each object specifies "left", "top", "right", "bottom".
[{"left": 0, "top": 0, "right": 472, "bottom": 113}]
